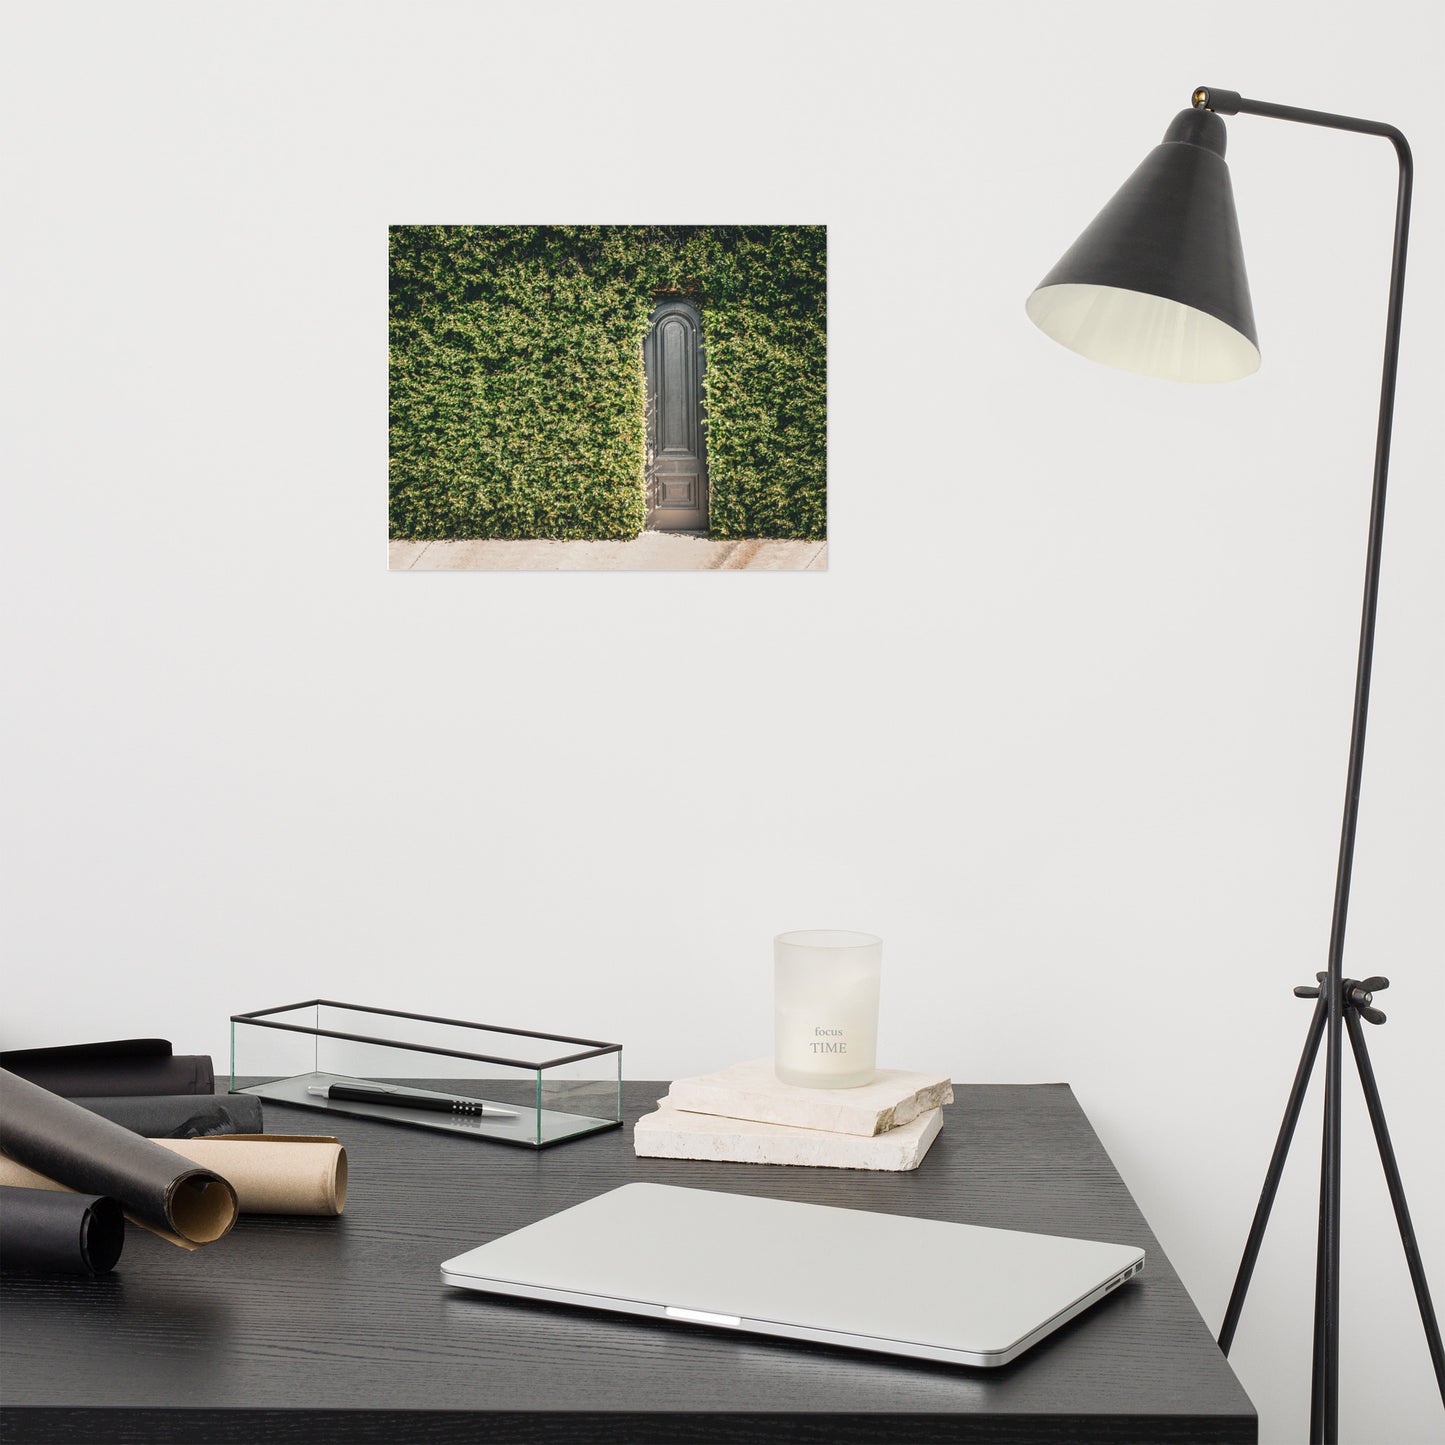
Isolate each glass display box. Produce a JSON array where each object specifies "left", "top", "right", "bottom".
[{"left": 231, "top": 1000, "right": 622, "bottom": 1148}]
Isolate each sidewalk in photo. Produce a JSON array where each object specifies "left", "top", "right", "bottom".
[{"left": 389, "top": 535, "right": 828, "bottom": 572}]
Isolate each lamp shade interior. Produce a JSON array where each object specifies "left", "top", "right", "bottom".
[{"left": 1026, "top": 281, "right": 1260, "bottom": 383}]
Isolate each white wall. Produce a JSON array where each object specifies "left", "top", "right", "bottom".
[{"left": 3, "top": 2, "right": 1441, "bottom": 1439}]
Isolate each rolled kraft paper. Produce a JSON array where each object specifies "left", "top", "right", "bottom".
[
  {"left": 0, "top": 1039, "right": 214, "bottom": 1097},
  {"left": 74, "top": 1093, "right": 265, "bottom": 1139},
  {"left": 0, "top": 1136, "right": 347, "bottom": 1217},
  {"left": 0, "top": 1070, "right": 237, "bottom": 1249},
  {"left": 152, "top": 1137, "right": 348, "bottom": 1215},
  {"left": 0, "top": 1185, "right": 125, "bottom": 1276}
]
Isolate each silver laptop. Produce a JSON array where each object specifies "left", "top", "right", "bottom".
[{"left": 440, "top": 1182, "right": 1144, "bottom": 1367}]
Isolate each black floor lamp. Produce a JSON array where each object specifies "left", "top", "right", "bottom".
[{"left": 1025, "top": 86, "right": 1442, "bottom": 1444}]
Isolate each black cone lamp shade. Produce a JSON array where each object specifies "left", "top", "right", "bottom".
[{"left": 1026, "top": 108, "right": 1260, "bottom": 382}]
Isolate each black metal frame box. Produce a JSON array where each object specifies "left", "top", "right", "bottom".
[{"left": 231, "top": 999, "right": 622, "bottom": 1148}]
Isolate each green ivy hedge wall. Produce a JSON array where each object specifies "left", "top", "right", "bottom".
[{"left": 389, "top": 225, "right": 826, "bottom": 541}]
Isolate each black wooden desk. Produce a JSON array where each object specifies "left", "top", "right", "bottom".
[{"left": 0, "top": 1083, "right": 1255, "bottom": 1443}]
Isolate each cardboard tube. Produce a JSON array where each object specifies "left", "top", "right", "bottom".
[
  {"left": 0, "top": 1070, "right": 236, "bottom": 1248},
  {"left": 151, "top": 1137, "right": 348, "bottom": 1215}
]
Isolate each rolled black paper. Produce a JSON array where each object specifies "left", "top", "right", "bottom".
[
  {"left": 0, "top": 1185, "right": 125, "bottom": 1275},
  {"left": 0, "top": 1070, "right": 237, "bottom": 1247},
  {"left": 0, "top": 1039, "right": 214, "bottom": 1098},
  {"left": 73, "top": 1093, "right": 265, "bottom": 1139}
]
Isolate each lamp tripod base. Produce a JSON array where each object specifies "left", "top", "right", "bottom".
[{"left": 1217, "top": 976, "right": 1445, "bottom": 1443}]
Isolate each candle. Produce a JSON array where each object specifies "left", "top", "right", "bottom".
[{"left": 774, "top": 930, "right": 882, "bottom": 1089}]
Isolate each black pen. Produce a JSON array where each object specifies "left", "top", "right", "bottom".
[{"left": 307, "top": 1080, "right": 517, "bottom": 1119}]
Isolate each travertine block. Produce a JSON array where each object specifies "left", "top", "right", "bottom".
[
  {"left": 666, "top": 1058, "right": 953, "bottom": 1137},
  {"left": 634, "top": 1098, "right": 943, "bottom": 1171}
]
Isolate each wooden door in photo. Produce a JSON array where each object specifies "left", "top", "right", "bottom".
[{"left": 644, "top": 299, "right": 708, "bottom": 531}]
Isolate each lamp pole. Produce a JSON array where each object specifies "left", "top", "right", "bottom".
[{"left": 1190, "top": 88, "right": 1438, "bottom": 1445}]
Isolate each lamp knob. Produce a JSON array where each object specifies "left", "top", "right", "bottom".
[{"left": 1193, "top": 86, "right": 1242, "bottom": 115}]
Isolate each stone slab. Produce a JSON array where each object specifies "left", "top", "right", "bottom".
[
  {"left": 666, "top": 1058, "right": 953, "bottom": 1136},
  {"left": 634, "top": 1098, "right": 944, "bottom": 1171}
]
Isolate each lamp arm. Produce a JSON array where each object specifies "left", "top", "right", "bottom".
[
  {"left": 1192, "top": 86, "right": 1410, "bottom": 154},
  {"left": 1195, "top": 85, "right": 1414, "bottom": 1445}
]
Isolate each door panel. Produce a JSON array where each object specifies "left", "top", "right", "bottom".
[{"left": 645, "top": 300, "right": 708, "bottom": 531}]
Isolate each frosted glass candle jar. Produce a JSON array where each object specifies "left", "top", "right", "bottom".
[{"left": 773, "top": 930, "right": 882, "bottom": 1089}]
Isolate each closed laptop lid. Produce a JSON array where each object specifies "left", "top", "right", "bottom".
[{"left": 441, "top": 1182, "right": 1144, "bottom": 1364}]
